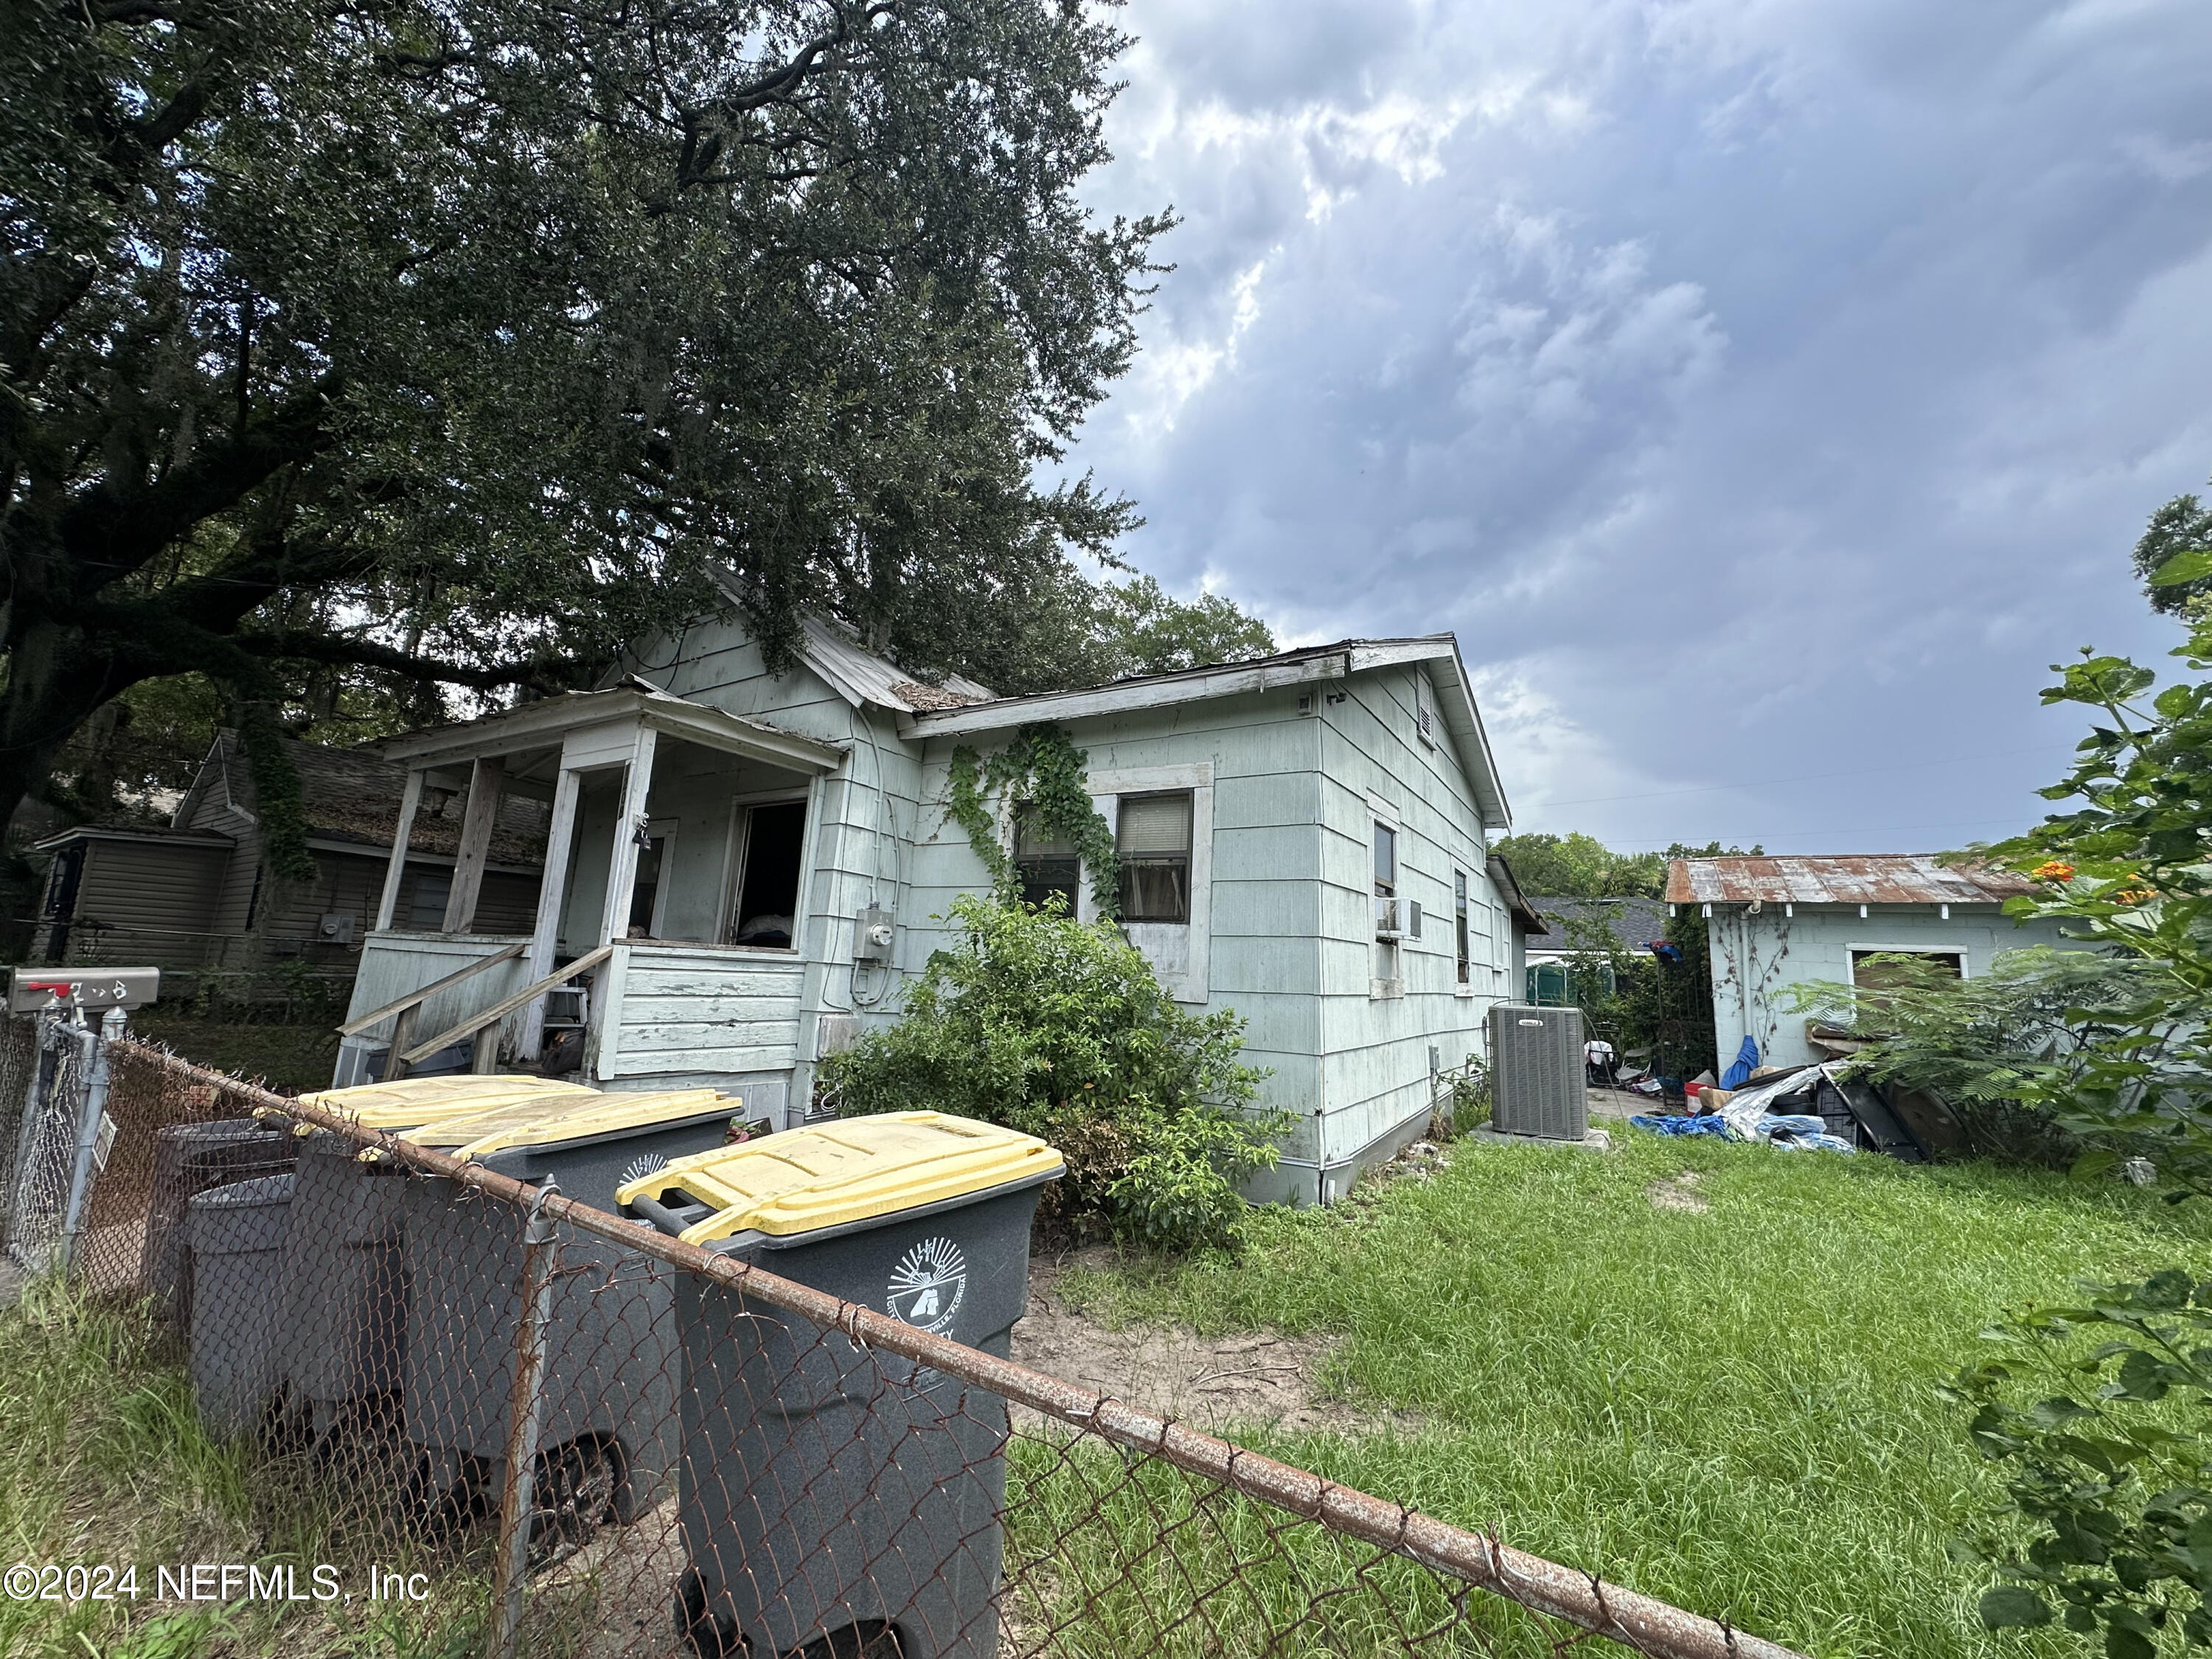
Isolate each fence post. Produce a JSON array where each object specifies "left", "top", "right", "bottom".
[
  {"left": 58, "top": 1007, "right": 125, "bottom": 1278},
  {"left": 487, "top": 1178, "right": 560, "bottom": 1659}
]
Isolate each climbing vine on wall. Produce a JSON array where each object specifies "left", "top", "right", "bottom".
[
  {"left": 237, "top": 701, "right": 318, "bottom": 883},
  {"left": 946, "top": 723, "right": 1120, "bottom": 918}
]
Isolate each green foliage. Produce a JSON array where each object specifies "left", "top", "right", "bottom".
[
  {"left": 1783, "top": 948, "right": 2148, "bottom": 1164},
  {"left": 1543, "top": 902, "right": 1720, "bottom": 1080},
  {"left": 946, "top": 724, "right": 1121, "bottom": 916},
  {"left": 819, "top": 894, "right": 1281, "bottom": 1251},
  {"left": 2133, "top": 484, "right": 2212, "bottom": 618},
  {"left": 1979, "top": 605, "right": 2212, "bottom": 1194},
  {"left": 1946, "top": 530, "right": 2212, "bottom": 1649},
  {"left": 0, "top": 0, "right": 1169, "bottom": 872},
  {"left": 1490, "top": 832, "right": 1666, "bottom": 898},
  {"left": 1445, "top": 1052, "right": 1492, "bottom": 1130},
  {"left": 235, "top": 704, "right": 316, "bottom": 883},
  {"left": 1950, "top": 1270, "right": 2212, "bottom": 1652},
  {"left": 970, "top": 571, "right": 1278, "bottom": 698},
  {"left": 1492, "top": 833, "right": 1761, "bottom": 901}
]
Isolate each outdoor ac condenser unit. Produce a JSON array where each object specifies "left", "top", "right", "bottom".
[{"left": 1487, "top": 1003, "right": 1587, "bottom": 1140}]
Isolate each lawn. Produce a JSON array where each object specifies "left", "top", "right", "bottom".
[{"left": 1048, "top": 1129, "right": 2212, "bottom": 1659}]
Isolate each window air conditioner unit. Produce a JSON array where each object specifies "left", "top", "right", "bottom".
[
  {"left": 1487, "top": 1002, "right": 1587, "bottom": 1141},
  {"left": 1374, "top": 897, "right": 1404, "bottom": 939}
]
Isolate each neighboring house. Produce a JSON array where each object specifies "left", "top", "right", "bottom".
[
  {"left": 1664, "top": 854, "right": 2086, "bottom": 1071},
  {"left": 335, "top": 595, "right": 1536, "bottom": 1203},
  {"left": 31, "top": 733, "right": 548, "bottom": 973},
  {"left": 1523, "top": 895, "right": 1670, "bottom": 1004}
]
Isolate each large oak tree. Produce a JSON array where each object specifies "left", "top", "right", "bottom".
[{"left": 1, "top": 0, "right": 1167, "bottom": 914}]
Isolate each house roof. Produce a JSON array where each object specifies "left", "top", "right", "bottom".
[
  {"left": 378, "top": 684, "right": 844, "bottom": 776},
  {"left": 905, "top": 635, "right": 1514, "bottom": 829},
  {"left": 700, "top": 571, "right": 997, "bottom": 714},
  {"left": 173, "top": 732, "right": 553, "bottom": 866},
  {"left": 1664, "top": 855, "right": 2033, "bottom": 907},
  {"left": 33, "top": 823, "right": 233, "bottom": 852},
  {"left": 1486, "top": 854, "right": 1548, "bottom": 933},
  {"left": 798, "top": 616, "right": 997, "bottom": 712},
  {"left": 1528, "top": 895, "right": 1671, "bottom": 952}
]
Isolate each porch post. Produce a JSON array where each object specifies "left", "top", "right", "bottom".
[
  {"left": 597, "top": 726, "right": 658, "bottom": 947},
  {"left": 442, "top": 754, "right": 506, "bottom": 932},
  {"left": 374, "top": 769, "right": 425, "bottom": 932},
  {"left": 518, "top": 764, "right": 583, "bottom": 1060}
]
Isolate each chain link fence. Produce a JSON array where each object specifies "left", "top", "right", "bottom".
[{"left": 5, "top": 1023, "right": 1804, "bottom": 1659}]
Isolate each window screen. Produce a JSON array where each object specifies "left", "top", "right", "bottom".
[
  {"left": 1849, "top": 950, "right": 1963, "bottom": 990},
  {"left": 1116, "top": 792, "right": 1192, "bottom": 923},
  {"left": 1014, "top": 813, "right": 1081, "bottom": 915}
]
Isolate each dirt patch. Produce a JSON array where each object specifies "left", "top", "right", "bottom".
[
  {"left": 1011, "top": 1249, "right": 1408, "bottom": 1437},
  {"left": 1645, "top": 1171, "right": 1709, "bottom": 1213}
]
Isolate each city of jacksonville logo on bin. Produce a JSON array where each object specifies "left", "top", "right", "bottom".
[{"left": 886, "top": 1237, "right": 967, "bottom": 1334}]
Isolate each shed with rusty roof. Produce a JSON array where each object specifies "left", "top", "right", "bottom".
[{"left": 1664, "top": 853, "right": 2089, "bottom": 1071}]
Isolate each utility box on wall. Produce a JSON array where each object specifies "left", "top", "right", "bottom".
[{"left": 1487, "top": 1003, "right": 1587, "bottom": 1141}]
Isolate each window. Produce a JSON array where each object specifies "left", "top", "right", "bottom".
[
  {"left": 1116, "top": 792, "right": 1193, "bottom": 923},
  {"left": 407, "top": 871, "right": 452, "bottom": 931},
  {"left": 730, "top": 800, "right": 806, "bottom": 947},
  {"left": 1013, "top": 812, "right": 1080, "bottom": 915},
  {"left": 1849, "top": 949, "right": 1963, "bottom": 990},
  {"left": 627, "top": 831, "right": 669, "bottom": 937},
  {"left": 1374, "top": 821, "right": 1397, "bottom": 928},
  {"left": 1454, "top": 870, "right": 1470, "bottom": 984}
]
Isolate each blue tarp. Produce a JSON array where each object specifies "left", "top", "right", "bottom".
[
  {"left": 1630, "top": 1113, "right": 1730, "bottom": 1140},
  {"left": 1719, "top": 1037, "right": 1759, "bottom": 1091}
]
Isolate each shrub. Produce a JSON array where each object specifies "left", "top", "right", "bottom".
[
  {"left": 819, "top": 894, "right": 1282, "bottom": 1251},
  {"left": 1950, "top": 1270, "right": 2212, "bottom": 1655}
]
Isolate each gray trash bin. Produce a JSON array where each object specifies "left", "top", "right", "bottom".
[
  {"left": 394, "top": 1089, "right": 745, "bottom": 1536},
  {"left": 271, "top": 1078, "right": 602, "bottom": 1441},
  {"left": 143, "top": 1119, "right": 297, "bottom": 1327},
  {"left": 186, "top": 1173, "right": 297, "bottom": 1439},
  {"left": 618, "top": 1112, "right": 1063, "bottom": 1659}
]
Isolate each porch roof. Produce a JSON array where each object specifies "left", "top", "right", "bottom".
[{"left": 379, "top": 684, "right": 845, "bottom": 774}]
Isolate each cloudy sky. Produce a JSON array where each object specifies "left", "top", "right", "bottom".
[{"left": 1065, "top": 0, "right": 2212, "bottom": 855}]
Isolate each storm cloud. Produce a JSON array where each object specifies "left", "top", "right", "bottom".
[{"left": 1069, "top": 0, "right": 2212, "bottom": 852}]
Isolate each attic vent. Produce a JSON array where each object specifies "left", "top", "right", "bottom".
[{"left": 1414, "top": 676, "right": 1436, "bottom": 746}]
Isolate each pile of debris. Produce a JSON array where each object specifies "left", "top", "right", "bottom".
[{"left": 1630, "top": 1062, "right": 1964, "bottom": 1162}]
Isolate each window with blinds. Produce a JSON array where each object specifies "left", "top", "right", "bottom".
[
  {"left": 1013, "top": 812, "right": 1080, "bottom": 915},
  {"left": 1116, "top": 791, "right": 1192, "bottom": 924}
]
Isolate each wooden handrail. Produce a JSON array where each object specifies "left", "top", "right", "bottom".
[
  {"left": 335, "top": 942, "right": 526, "bottom": 1037},
  {"left": 399, "top": 945, "right": 614, "bottom": 1065}
]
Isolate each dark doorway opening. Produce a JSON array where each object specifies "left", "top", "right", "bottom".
[{"left": 732, "top": 801, "right": 807, "bottom": 947}]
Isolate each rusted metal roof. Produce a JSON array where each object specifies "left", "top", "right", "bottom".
[{"left": 1664, "top": 855, "right": 2032, "bottom": 906}]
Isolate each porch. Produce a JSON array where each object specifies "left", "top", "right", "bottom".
[{"left": 330, "top": 684, "right": 843, "bottom": 1107}]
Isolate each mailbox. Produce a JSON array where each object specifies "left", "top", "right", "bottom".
[{"left": 9, "top": 967, "right": 161, "bottom": 1015}]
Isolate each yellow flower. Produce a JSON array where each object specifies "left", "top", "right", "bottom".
[{"left": 2033, "top": 860, "right": 2076, "bottom": 883}]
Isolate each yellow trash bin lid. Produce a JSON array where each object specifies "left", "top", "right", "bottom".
[
  {"left": 291, "top": 1075, "right": 599, "bottom": 1133},
  {"left": 397, "top": 1088, "right": 740, "bottom": 1162},
  {"left": 616, "top": 1112, "right": 1062, "bottom": 1245}
]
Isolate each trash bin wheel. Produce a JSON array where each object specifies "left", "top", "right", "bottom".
[
  {"left": 789, "top": 1621, "right": 902, "bottom": 1659},
  {"left": 396, "top": 1450, "right": 495, "bottom": 1541},
  {"left": 675, "top": 1564, "right": 742, "bottom": 1658},
  {"left": 529, "top": 1436, "right": 622, "bottom": 1559}
]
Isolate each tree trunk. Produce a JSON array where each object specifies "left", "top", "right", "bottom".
[{"left": 0, "top": 613, "right": 135, "bottom": 959}]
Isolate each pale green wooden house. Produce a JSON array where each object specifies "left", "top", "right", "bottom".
[{"left": 332, "top": 591, "right": 1543, "bottom": 1203}]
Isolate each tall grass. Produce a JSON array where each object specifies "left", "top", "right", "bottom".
[{"left": 1044, "top": 1134, "right": 2212, "bottom": 1658}]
